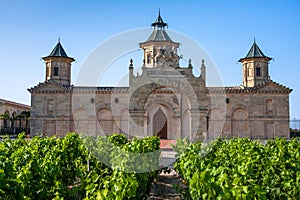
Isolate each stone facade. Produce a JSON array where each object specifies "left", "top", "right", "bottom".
[{"left": 28, "top": 13, "right": 292, "bottom": 140}]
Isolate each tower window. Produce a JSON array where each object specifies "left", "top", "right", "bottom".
[
  {"left": 256, "top": 67, "right": 261, "bottom": 77},
  {"left": 147, "top": 54, "right": 151, "bottom": 64},
  {"left": 54, "top": 67, "right": 59, "bottom": 76}
]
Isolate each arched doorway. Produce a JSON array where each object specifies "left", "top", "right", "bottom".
[{"left": 153, "top": 108, "right": 167, "bottom": 139}]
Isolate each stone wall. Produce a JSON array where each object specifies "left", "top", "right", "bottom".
[{"left": 208, "top": 92, "right": 290, "bottom": 139}]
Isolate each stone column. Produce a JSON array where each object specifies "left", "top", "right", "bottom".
[{"left": 189, "top": 109, "right": 201, "bottom": 141}]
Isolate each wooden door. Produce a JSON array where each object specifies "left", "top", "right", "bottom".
[{"left": 153, "top": 108, "right": 167, "bottom": 139}]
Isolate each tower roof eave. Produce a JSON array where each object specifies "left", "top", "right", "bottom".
[
  {"left": 238, "top": 56, "right": 272, "bottom": 62},
  {"left": 140, "top": 39, "right": 180, "bottom": 48},
  {"left": 42, "top": 55, "right": 75, "bottom": 62}
]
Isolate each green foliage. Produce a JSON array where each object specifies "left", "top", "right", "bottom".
[
  {"left": 107, "top": 134, "right": 128, "bottom": 147},
  {"left": 0, "top": 133, "right": 161, "bottom": 199},
  {"left": 82, "top": 134, "right": 161, "bottom": 199},
  {"left": 0, "top": 113, "right": 10, "bottom": 120},
  {"left": 174, "top": 137, "right": 300, "bottom": 199}
]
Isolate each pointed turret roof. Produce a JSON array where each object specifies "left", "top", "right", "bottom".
[
  {"left": 49, "top": 41, "right": 68, "bottom": 57},
  {"left": 141, "top": 10, "right": 178, "bottom": 45},
  {"left": 239, "top": 40, "right": 272, "bottom": 62},
  {"left": 43, "top": 39, "right": 74, "bottom": 61}
]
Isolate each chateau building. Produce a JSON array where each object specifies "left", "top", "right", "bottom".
[
  {"left": 0, "top": 99, "right": 30, "bottom": 134},
  {"left": 28, "top": 12, "right": 292, "bottom": 140}
]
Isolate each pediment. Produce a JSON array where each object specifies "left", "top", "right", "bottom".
[
  {"left": 254, "top": 81, "right": 291, "bottom": 93},
  {"left": 28, "top": 81, "right": 69, "bottom": 93}
]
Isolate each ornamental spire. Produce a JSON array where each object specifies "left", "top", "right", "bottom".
[{"left": 151, "top": 9, "right": 167, "bottom": 29}]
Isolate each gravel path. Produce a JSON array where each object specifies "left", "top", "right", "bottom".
[{"left": 148, "top": 169, "right": 186, "bottom": 200}]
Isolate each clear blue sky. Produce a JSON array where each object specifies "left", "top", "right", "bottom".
[{"left": 1, "top": 0, "right": 299, "bottom": 118}]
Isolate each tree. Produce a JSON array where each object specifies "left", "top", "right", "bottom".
[
  {"left": 15, "top": 113, "right": 25, "bottom": 128},
  {"left": 0, "top": 112, "right": 10, "bottom": 128},
  {"left": 21, "top": 111, "right": 30, "bottom": 130}
]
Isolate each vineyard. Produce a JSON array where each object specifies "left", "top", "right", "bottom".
[
  {"left": 174, "top": 137, "right": 300, "bottom": 199},
  {"left": 0, "top": 133, "right": 160, "bottom": 199},
  {"left": 1, "top": 133, "right": 300, "bottom": 199}
]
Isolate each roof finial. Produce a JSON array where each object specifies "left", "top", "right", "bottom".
[
  {"left": 254, "top": 37, "right": 256, "bottom": 44},
  {"left": 129, "top": 59, "right": 133, "bottom": 67},
  {"left": 151, "top": 9, "right": 167, "bottom": 28},
  {"left": 58, "top": 37, "right": 60, "bottom": 43},
  {"left": 188, "top": 59, "right": 192, "bottom": 68}
]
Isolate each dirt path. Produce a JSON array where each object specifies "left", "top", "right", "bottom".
[{"left": 148, "top": 169, "right": 185, "bottom": 200}]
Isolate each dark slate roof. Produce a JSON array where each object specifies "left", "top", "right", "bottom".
[
  {"left": 42, "top": 40, "right": 74, "bottom": 61},
  {"left": 49, "top": 41, "right": 69, "bottom": 57},
  {"left": 240, "top": 40, "right": 271, "bottom": 61},
  {"left": 246, "top": 41, "right": 266, "bottom": 58},
  {"left": 145, "top": 29, "right": 173, "bottom": 42},
  {"left": 141, "top": 10, "right": 178, "bottom": 44}
]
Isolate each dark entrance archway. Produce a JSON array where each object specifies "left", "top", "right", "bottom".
[{"left": 153, "top": 108, "right": 167, "bottom": 139}]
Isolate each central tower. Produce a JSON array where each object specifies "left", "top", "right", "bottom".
[
  {"left": 128, "top": 11, "right": 208, "bottom": 140},
  {"left": 140, "top": 10, "right": 180, "bottom": 68}
]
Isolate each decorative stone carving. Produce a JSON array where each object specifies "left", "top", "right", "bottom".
[{"left": 155, "top": 46, "right": 179, "bottom": 67}]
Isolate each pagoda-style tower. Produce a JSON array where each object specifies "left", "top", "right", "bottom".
[
  {"left": 140, "top": 10, "right": 180, "bottom": 68},
  {"left": 239, "top": 40, "right": 272, "bottom": 87},
  {"left": 42, "top": 40, "right": 75, "bottom": 86}
]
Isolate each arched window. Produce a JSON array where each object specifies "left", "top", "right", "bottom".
[
  {"left": 256, "top": 67, "right": 261, "bottom": 77},
  {"left": 147, "top": 54, "right": 151, "bottom": 64},
  {"left": 54, "top": 67, "right": 59, "bottom": 76}
]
